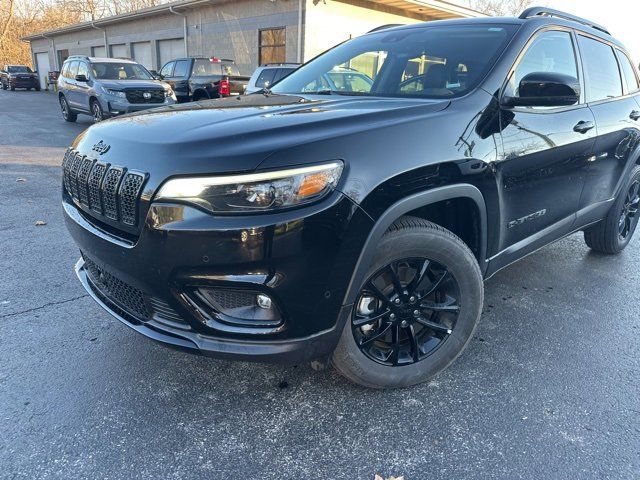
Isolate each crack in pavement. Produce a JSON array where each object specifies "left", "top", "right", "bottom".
[{"left": 0, "top": 294, "right": 89, "bottom": 319}]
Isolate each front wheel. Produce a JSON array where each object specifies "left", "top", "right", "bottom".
[
  {"left": 59, "top": 96, "right": 77, "bottom": 122},
  {"left": 331, "top": 217, "right": 483, "bottom": 389},
  {"left": 584, "top": 165, "right": 640, "bottom": 254},
  {"left": 91, "top": 99, "right": 104, "bottom": 122}
]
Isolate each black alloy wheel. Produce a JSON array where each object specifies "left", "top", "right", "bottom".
[
  {"left": 352, "top": 257, "right": 460, "bottom": 366},
  {"left": 618, "top": 180, "right": 640, "bottom": 240}
]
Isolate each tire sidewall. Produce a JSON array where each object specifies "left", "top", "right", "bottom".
[
  {"left": 612, "top": 166, "right": 640, "bottom": 250},
  {"left": 332, "top": 223, "right": 483, "bottom": 388}
]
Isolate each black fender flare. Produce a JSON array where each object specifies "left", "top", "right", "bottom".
[{"left": 342, "top": 184, "right": 488, "bottom": 307}]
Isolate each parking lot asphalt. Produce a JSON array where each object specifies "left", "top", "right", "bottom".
[{"left": 1, "top": 89, "right": 639, "bottom": 480}]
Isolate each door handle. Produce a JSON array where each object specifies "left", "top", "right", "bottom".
[
  {"left": 630, "top": 110, "right": 640, "bottom": 121},
  {"left": 573, "top": 121, "right": 595, "bottom": 134}
]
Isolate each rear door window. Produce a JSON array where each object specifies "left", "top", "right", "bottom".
[
  {"left": 616, "top": 50, "right": 639, "bottom": 94},
  {"left": 578, "top": 35, "right": 623, "bottom": 102}
]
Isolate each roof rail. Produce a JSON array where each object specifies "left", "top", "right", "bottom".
[
  {"left": 519, "top": 7, "right": 610, "bottom": 35},
  {"left": 66, "top": 55, "right": 90, "bottom": 60},
  {"left": 368, "top": 24, "right": 404, "bottom": 33}
]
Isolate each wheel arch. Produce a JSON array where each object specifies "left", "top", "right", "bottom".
[
  {"left": 342, "top": 184, "right": 488, "bottom": 307},
  {"left": 192, "top": 88, "right": 210, "bottom": 101}
]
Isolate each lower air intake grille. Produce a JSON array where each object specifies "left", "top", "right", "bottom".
[{"left": 84, "top": 257, "right": 150, "bottom": 319}]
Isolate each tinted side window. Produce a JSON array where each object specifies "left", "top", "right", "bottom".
[
  {"left": 506, "top": 31, "right": 578, "bottom": 99},
  {"left": 616, "top": 50, "right": 639, "bottom": 93},
  {"left": 273, "top": 68, "right": 296, "bottom": 83},
  {"left": 173, "top": 60, "right": 189, "bottom": 77},
  {"left": 578, "top": 35, "right": 622, "bottom": 102},
  {"left": 256, "top": 68, "right": 277, "bottom": 88},
  {"left": 160, "top": 61, "right": 175, "bottom": 77}
]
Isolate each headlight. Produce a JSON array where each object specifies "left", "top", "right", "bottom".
[
  {"left": 155, "top": 161, "right": 344, "bottom": 214},
  {"left": 102, "top": 87, "right": 126, "bottom": 98}
]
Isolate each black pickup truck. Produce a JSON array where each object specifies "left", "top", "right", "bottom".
[{"left": 158, "top": 57, "right": 249, "bottom": 102}]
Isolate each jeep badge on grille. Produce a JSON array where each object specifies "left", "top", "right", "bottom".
[{"left": 143, "top": 92, "right": 151, "bottom": 100}]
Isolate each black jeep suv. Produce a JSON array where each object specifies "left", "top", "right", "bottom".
[{"left": 62, "top": 8, "right": 640, "bottom": 388}]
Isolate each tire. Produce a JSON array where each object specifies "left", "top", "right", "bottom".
[
  {"left": 331, "top": 216, "right": 484, "bottom": 389},
  {"left": 584, "top": 165, "right": 640, "bottom": 254},
  {"left": 91, "top": 99, "right": 104, "bottom": 122},
  {"left": 1, "top": 81, "right": 6, "bottom": 90},
  {"left": 59, "top": 96, "right": 77, "bottom": 122},
  {"left": 27, "top": 87, "right": 31, "bottom": 91},
  {"left": 10, "top": 86, "right": 15, "bottom": 91},
  {"left": 35, "top": 86, "right": 41, "bottom": 92}
]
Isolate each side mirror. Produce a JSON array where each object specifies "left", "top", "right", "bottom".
[
  {"left": 75, "top": 74, "right": 88, "bottom": 82},
  {"left": 502, "top": 72, "right": 580, "bottom": 108}
]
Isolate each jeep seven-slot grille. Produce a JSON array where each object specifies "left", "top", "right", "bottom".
[
  {"left": 62, "top": 149, "right": 146, "bottom": 228},
  {"left": 125, "top": 88, "right": 165, "bottom": 104}
]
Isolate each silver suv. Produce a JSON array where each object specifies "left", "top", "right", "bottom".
[
  {"left": 57, "top": 56, "right": 176, "bottom": 123},
  {"left": 245, "top": 63, "right": 300, "bottom": 94}
]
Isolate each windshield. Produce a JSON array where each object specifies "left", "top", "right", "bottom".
[
  {"left": 272, "top": 25, "right": 516, "bottom": 98},
  {"left": 8, "top": 66, "right": 33, "bottom": 73},
  {"left": 91, "top": 62, "right": 153, "bottom": 80}
]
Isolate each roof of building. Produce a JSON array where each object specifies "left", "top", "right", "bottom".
[{"left": 23, "top": 0, "right": 485, "bottom": 40}]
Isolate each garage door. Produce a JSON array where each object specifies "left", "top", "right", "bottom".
[
  {"left": 158, "top": 38, "right": 185, "bottom": 69},
  {"left": 131, "top": 42, "right": 152, "bottom": 69},
  {"left": 110, "top": 44, "right": 127, "bottom": 58},
  {"left": 92, "top": 45, "right": 106, "bottom": 58},
  {"left": 34, "top": 52, "right": 50, "bottom": 89}
]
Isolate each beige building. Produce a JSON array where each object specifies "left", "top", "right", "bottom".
[{"left": 24, "top": 0, "right": 483, "bottom": 89}]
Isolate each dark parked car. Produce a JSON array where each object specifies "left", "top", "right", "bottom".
[
  {"left": 158, "top": 57, "right": 249, "bottom": 101},
  {"left": 1, "top": 65, "right": 40, "bottom": 91},
  {"left": 62, "top": 8, "right": 640, "bottom": 388},
  {"left": 57, "top": 56, "right": 176, "bottom": 123}
]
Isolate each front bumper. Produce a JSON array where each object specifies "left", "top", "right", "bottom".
[
  {"left": 63, "top": 191, "right": 371, "bottom": 363},
  {"left": 75, "top": 258, "right": 350, "bottom": 363},
  {"left": 105, "top": 98, "right": 175, "bottom": 115},
  {"left": 9, "top": 78, "right": 38, "bottom": 88}
]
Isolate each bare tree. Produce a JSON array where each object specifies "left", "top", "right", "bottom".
[
  {"left": 468, "top": 0, "right": 533, "bottom": 17},
  {"left": 0, "top": 0, "right": 167, "bottom": 67}
]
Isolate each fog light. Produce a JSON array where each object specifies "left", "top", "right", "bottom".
[
  {"left": 189, "top": 287, "right": 282, "bottom": 327},
  {"left": 256, "top": 294, "right": 272, "bottom": 310}
]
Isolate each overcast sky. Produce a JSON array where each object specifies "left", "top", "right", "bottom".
[{"left": 456, "top": 0, "right": 640, "bottom": 60}]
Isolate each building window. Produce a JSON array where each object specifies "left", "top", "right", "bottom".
[
  {"left": 57, "top": 49, "right": 69, "bottom": 67},
  {"left": 259, "top": 28, "right": 286, "bottom": 65}
]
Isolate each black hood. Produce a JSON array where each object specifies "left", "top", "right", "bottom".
[{"left": 72, "top": 94, "right": 449, "bottom": 181}]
